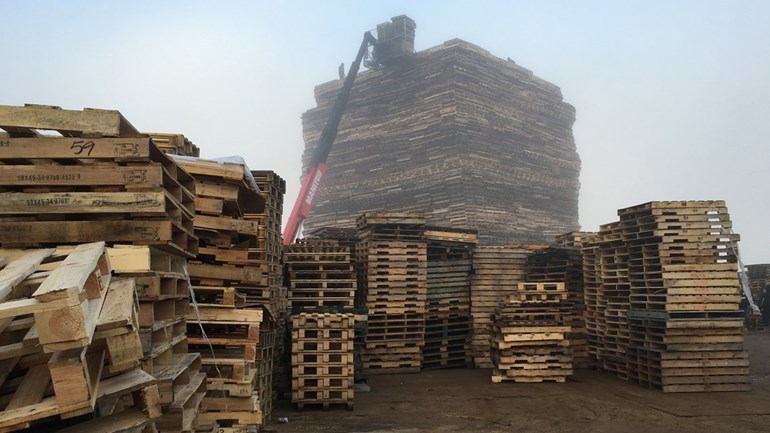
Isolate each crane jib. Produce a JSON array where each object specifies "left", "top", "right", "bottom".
[{"left": 305, "top": 169, "right": 324, "bottom": 206}]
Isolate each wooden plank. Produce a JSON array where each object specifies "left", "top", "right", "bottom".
[
  {"left": 195, "top": 196, "right": 224, "bottom": 214},
  {"left": 0, "top": 220, "right": 175, "bottom": 244},
  {"left": 187, "top": 306, "right": 262, "bottom": 323},
  {"left": 0, "top": 248, "right": 55, "bottom": 301},
  {"left": 188, "top": 262, "right": 263, "bottom": 284},
  {"left": 0, "top": 164, "right": 163, "bottom": 186},
  {"left": 0, "top": 294, "right": 82, "bottom": 320},
  {"left": 0, "top": 137, "right": 152, "bottom": 159},
  {"left": 194, "top": 181, "right": 239, "bottom": 200},
  {"left": 5, "top": 363, "right": 50, "bottom": 410},
  {"left": 96, "top": 278, "right": 136, "bottom": 331},
  {"left": 55, "top": 408, "right": 154, "bottom": 433},
  {"left": 36, "top": 275, "right": 109, "bottom": 349},
  {"left": 194, "top": 214, "right": 258, "bottom": 234},
  {"left": 0, "top": 105, "right": 139, "bottom": 137},
  {"left": 33, "top": 241, "right": 107, "bottom": 302},
  {"left": 49, "top": 347, "right": 105, "bottom": 408},
  {"left": 172, "top": 157, "right": 245, "bottom": 181},
  {"left": 106, "top": 246, "right": 151, "bottom": 273},
  {"left": 0, "top": 191, "right": 167, "bottom": 215}
]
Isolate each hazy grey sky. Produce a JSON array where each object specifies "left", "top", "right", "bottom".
[{"left": 2, "top": 1, "right": 768, "bottom": 263}]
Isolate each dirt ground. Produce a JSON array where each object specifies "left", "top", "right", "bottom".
[{"left": 267, "top": 331, "right": 770, "bottom": 433}]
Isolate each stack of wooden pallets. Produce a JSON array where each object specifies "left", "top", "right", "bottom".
[
  {"left": 300, "top": 37, "right": 581, "bottom": 246},
  {"left": 0, "top": 104, "right": 206, "bottom": 431},
  {"left": 491, "top": 282, "right": 573, "bottom": 383},
  {"left": 147, "top": 132, "right": 200, "bottom": 157},
  {"left": 595, "top": 222, "right": 631, "bottom": 379},
  {"left": 247, "top": 170, "right": 288, "bottom": 405},
  {"left": 291, "top": 313, "right": 355, "bottom": 410},
  {"left": 620, "top": 200, "right": 749, "bottom": 392},
  {"left": 470, "top": 246, "right": 542, "bottom": 368},
  {"left": 746, "top": 264, "right": 770, "bottom": 308},
  {"left": 526, "top": 244, "right": 588, "bottom": 368},
  {"left": 0, "top": 243, "right": 163, "bottom": 432},
  {"left": 108, "top": 246, "right": 208, "bottom": 433},
  {"left": 249, "top": 170, "right": 287, "bottom": 312},
  {"left": 0, "top": 106, "right": 198, "bottom": 258},
  {"left": 189, "top": 306, "right": 263, "bottom": 430},
  {"left": 580, "top": 234, "right": 602, "bottom": 368},
  {"left": 357, "top": 212, "right": 427, "bottom": 374},
  {"left": 285, "top": 240, "right": 356, "bottom": 312},
  {"left": 423, "top": 226, "right": 477, "bottom": 369}
]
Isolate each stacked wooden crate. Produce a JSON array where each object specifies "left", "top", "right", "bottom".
[
  {"left": 0, "top": 124, "right": 198, "bottom": 256},
  {"left": 595, "top": 222, "right": 631, "bottom": 379},
  {"left": 357, "top": 212, "right": 427, "bottom": 373},
  {"left": 526, "top": 244, "right": 587, "bottom": 368},
  {"left": 168, "top": 157, "right": 267, "bottom": 429},
  {"left": 291, "top": 313, "right": 355, "bottom": 410},
  {"left": 108, "top": 246, "right": 207, "bottom": 433},
  {"left": 423, "top": 227, "right": 477, "bottom": 369},
  {"left": 746, "top": 264, "right": 770, "bottom": 307},
  {"left": 285, "top": 240, "right": 356, "bottom": 312},
  {"left": 147, "top": 133, "right": 200, "bottom": 157},
  {"left": 0, "top": 243, "right": 162, "bottom": 432},
  {"left": 491, "top": 282, "right": 573, "bottom": 383},
  {"left": 249, "top": 170, "right": 287, "bottom": 313},
  {"left": 244, "top": 170, "right": 287, "bottom": 408},
  {"left": 470, "top": 246, "right": 542, "bottom": 368},
  {"left": 580, "top": 234, "right": 601, "bottom": 368},
  {"left": 0, "top": 104, "right": 205, "bottom": 431},
  {"left": 620, "top": 200, "right": 749, "bottom": 392}
]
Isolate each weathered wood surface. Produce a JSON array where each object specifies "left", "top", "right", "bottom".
[{"left": 0, "top": 104, "right": 140, "bottom": 137}]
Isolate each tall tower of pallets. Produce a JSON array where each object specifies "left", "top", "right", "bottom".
[{"left": 300, "top": 19, "right": 581, "bottom": 245}]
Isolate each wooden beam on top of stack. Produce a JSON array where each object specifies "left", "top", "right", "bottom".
[
  {"left": 525, "top": 242, "right": 588, "bottom": 368},
  {"left": 469, "top": 245, "right": 546, "bottom": 368},
  {"left": 619, "top": 200, "right": 749, "bottom": 393},
  {"left": 0, "top": 243, "right": 162, "bottom": 432},
  {"left": 357, "top": 212, "right": 427, "bottom": 374},
  {"left": 491, "top": 282, "right": 573, "bottom": 383},
  {"left": 146, "top": 133, "right": 201, "bottom": 157},
  {"left": 423, "top": 226, "right": 477, "bottom": 369}
]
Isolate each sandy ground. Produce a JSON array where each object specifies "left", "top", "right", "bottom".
[{"left": 266, "top": 331, "right": 770, "bottom": 433}]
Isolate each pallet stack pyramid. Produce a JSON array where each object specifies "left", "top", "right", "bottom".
[
  {"left": 469, "top": 246, "right": 541, "bottom": 368},
  {"left": 291, "top": 313, "right": 355, "bottom": 410},
  {"left": 619, "top": 201, "right": 749, "bottom": 392},
  {"left": 423, "top": 227, "right": 477, "bottom": 369},
  {"left": 356, "top": 212, "right": 427, "bottom": 373},
  {"left": 491, "top": 282, "right": 573, "bottom": 383}
]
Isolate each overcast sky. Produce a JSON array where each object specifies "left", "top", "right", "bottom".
[{"left": 2, "top": 1, "right": 768, "bottom": 263}]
